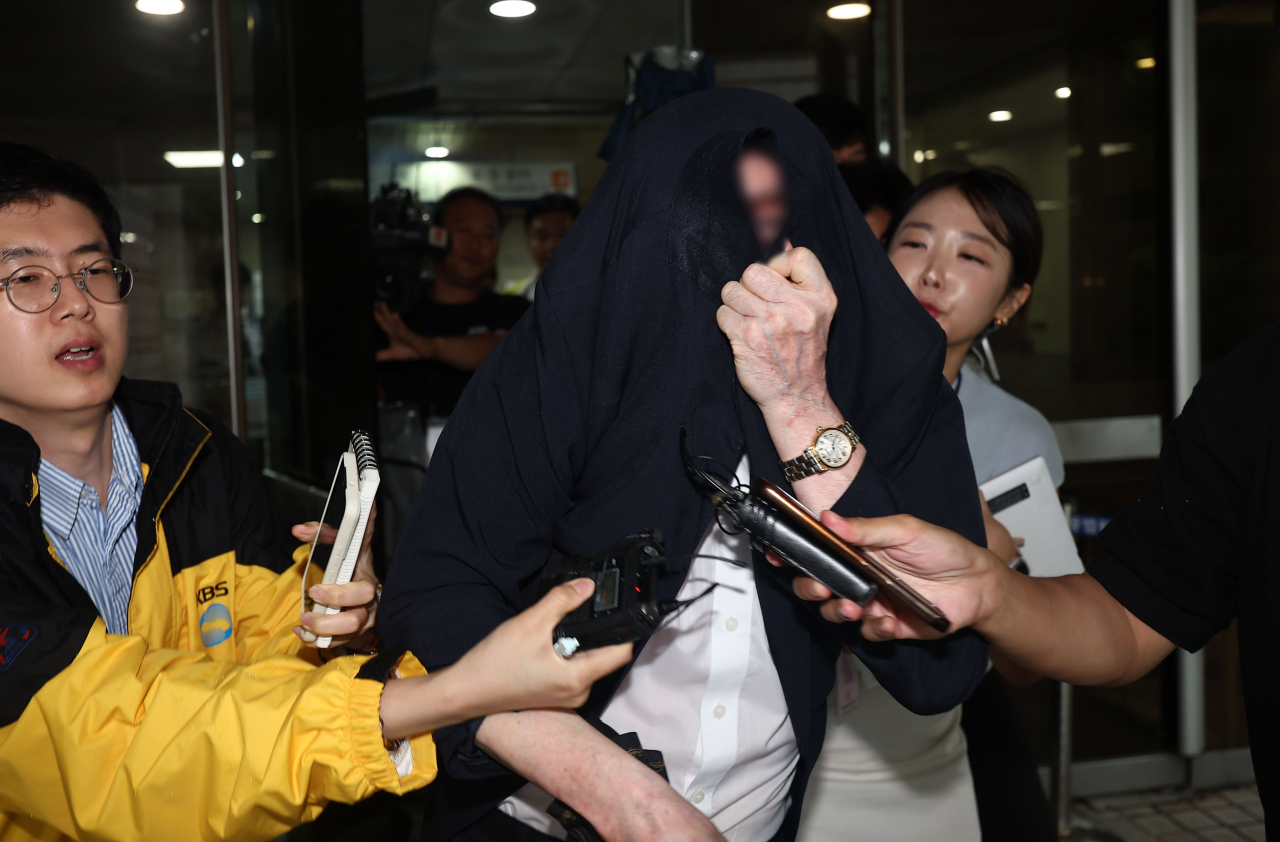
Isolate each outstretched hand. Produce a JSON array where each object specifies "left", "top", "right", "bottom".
[
  {"left": 769, "top": 511, "right": 1002, "bottom": 641},
  {"left": 374, "top": 304, "right": 430, "bottom": 362},
  {"left": 379, "top": 579, "right": 636, "bottom": 742},
  {"left": 448, "top": 579, "right": 635, "bottom": 715}
]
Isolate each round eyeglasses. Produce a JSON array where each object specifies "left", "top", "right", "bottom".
[{"left": 0, "top": 258, "right": 134, "bottom": 314}]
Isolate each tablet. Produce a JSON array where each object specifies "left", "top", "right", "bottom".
[{"left": 978, "top": 456, "right": 1083, "bottom": 579}]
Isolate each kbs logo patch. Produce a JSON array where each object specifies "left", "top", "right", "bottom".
[
  {"left": 199, "top": 604, "right": 233, "bottom": 648},
  {"left": 197, "top": 581, "right": 229, "bottom": 606},
  {"left": 0, "top": 624, "right": 37, "bottom": 672}
]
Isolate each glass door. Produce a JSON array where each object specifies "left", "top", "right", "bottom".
[{"left": 902, "top": 0, "right": 1177, "bottom": 770}]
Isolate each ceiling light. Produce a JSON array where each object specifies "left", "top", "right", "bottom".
[
  {"left": 1100, "top": 142, "right": 1135, "bottom": 157},
  {"left": 163, "top": 150, "right": 223, "bottom": 168},
  {"left": 913, "top": 150, "right": 925, "bottom": 164},
  {"left": 251, "top": 213, "right": 264, "bottom": 223},
  {"left": 1055, "top": 86, "right": 1071, "bottom": 99},
  {"left": 137, "top": 0, "right": 184, "bottom": 13},
  {"left": 425, "top": 147, "right": 449, "bottom": 158},
  {"left": 924, "top": 149, "right": 937, "bottom": 160},
  {"left": 489, "top": 1, "right": 535, "bottom": 17},
  {"left": 827, "top": 3, "right": 871, "bottom": 19},
  {"left": 1136, "top": 57, "right": 1156, "bottom": 69},
  {"left": 988, "top": 110, "right": 1012, "bottom": 122},
  {"left": 231, "top": 153, "right": 244, "bottom": 168}
]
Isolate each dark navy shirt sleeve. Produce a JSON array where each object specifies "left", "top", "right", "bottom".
[{"left": 831, "top": 377, "right": 990, "bottom": 714}]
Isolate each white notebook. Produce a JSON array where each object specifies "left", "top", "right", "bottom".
[{"left": 979, "top": 456, "right": 1084, "bottom": 579}]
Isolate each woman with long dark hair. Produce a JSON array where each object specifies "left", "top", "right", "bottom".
[{"left": 799, "top": 167, "right": 1060, "bottom": 842}]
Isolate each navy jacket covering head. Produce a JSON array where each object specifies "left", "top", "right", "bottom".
[{"left": 380, "top": 87, "right": 989, "bottom": 841}]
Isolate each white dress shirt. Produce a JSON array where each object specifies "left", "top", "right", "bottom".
[{"left": 501, "top": 456, "right": 800, "bottom": 840}]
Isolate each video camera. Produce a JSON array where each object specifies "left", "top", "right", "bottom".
[{"left": 370, "top": 182, "right": 450, "bottom": 313}]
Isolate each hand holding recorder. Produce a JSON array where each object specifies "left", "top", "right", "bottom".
[
  {"left": 295, "top": 431, "right": 382, "bottom": 650},
  {"left": 769, "top": 511, "right": 991, "bottom": 638},
  {"left": 292, "top": 514, "right": 380, "bottom": 650},
  {"left": 379, "top": 579, "right": 634, "bottom": 741}
]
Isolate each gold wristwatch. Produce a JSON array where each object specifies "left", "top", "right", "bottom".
[{"left": 779, "top": 422, "right": 859, "bottom": 483}]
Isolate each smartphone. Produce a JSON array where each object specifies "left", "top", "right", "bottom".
[
  {"left": 750, "top": 477, "right": 951, "bottom": 633},
  {"left": 301, "top": 431, "right": 381, "bottom": 648}
]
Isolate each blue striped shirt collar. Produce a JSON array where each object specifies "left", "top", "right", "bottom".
[{"left": 39, "top": 404, "right": 143, "bottom": 537}]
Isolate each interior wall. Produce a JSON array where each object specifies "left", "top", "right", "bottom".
[{"left": 368, "top": 116, "right": 613, "bottom": 282}]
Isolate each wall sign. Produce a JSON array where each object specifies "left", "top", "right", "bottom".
[{"left": 393, "top": 161, "right": 577, "bottom": 203}]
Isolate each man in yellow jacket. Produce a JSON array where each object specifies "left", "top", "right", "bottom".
[{"left": 0, "top": 143, "right": 632, "bottom": 842}]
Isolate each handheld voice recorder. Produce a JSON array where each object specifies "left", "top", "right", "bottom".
[
  {"left": 301, "top": 430, "right": 380, "bottom": 648},
  {"left": 538, "top": 530, "right": 722, "bottom": 658},
  {"left": 681, "top": 427, "right": 951, "bottom": 633}
]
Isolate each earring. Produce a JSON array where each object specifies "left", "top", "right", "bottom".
[{"left": 994, "top": 317, "right": 1007, "bottom": 327}]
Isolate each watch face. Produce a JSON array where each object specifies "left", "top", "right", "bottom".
[{"left": 814, "top": 429, "right": 853, "bottom": 467}]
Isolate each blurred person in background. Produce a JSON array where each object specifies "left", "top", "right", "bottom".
[
  {"left": 839, "top": 158, "right": 913, "bottom": 241},
  {"left": 497, "top": 193, "right": 580, "bottom": 301},
  {"left": 0, "top": 143, "right": 632, "bottom": 842},
  {"left": 374, "top": 186, "right": 528, "bottom": 552},
  {"left": 799, "top": 167, "right": 1059, "bottom": 842},
  {"left": 374, "top": 186, "right": 528, "bottom": 418},
  {"left": 793, "top": 93, "right": 873, "bottom": 165}
]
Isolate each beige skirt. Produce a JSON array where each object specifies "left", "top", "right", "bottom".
[{"left": 796, "top": 658, "right": 981, "bottom": 842}]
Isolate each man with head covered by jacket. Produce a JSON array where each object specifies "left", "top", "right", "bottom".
[{"left": 380, "top": 88, "right": 991, "bottom": 842}]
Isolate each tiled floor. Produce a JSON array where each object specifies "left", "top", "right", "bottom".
[{"left": 1073, "top": 785, "right": 1265, "bottom": 841}]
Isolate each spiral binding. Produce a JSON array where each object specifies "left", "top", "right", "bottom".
[{"left": 350, "top": 430, "right": 378, "bottom": 473}]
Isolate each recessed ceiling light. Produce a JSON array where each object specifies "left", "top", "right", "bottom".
[
  {"left": 251, "top": 213, "right": 264, "bottom": 223},
  {"left": 425, "top": 147, "right": 449, "bottom": 158},
  {"left": 1055, "top": 86, "right": 1072, "bottom": 99},
  {"left": 988, "top": 110, "right": 1012, "bottom": 122},
  {"left": 490, "top": 1, "right": 535, "bottom": 17},
  {"left": 163, "top": 150, "right": 223, "bottom": 168},
  {"left": 1136, "top": 57, "right": 1156, "bottom": 69},
  {"left": 827, "top": 3, "right": 871, "bottom": 19},
  {"left": 136, "top": 0, "right": 184, "bottom": 14},
  {"left": 924, "top": 149, "right": 937, "bottom": 160},
  {"left": 913, "top": 150, "right": 925, "bottom": 164}
]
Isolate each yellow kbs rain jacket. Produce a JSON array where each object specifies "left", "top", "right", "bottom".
[{"left": 0, "top": 380, "right": 436, "bottom": 842}]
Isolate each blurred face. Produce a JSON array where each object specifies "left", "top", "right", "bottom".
[
  {"left": 886, "top": 186, "right": 1027, "bottom": 350},
  {"left": 0, "top": 196, "right": 127, "bottom": 422},
  {"left": 863, "top": 204, "right": 893, "bottom": 241},
  {"left": 527, "top": 209, "right": 574, "bottom": 272},
  {"left": 833, "top": 139, "right": 867, "bottom": 165},
  {"left": 438, "top": 196, "right": 500, "bottom": 290},
  {"left": 737, "top": 149, "right": 788, "bottom": 251}
]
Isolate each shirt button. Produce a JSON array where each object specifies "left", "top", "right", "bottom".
[
  {"left": 691, "top": 789, "right": 705, "bottom": 804},
  {"left": 713, "top": 704, "right": 727, "bottom": 719},
  {"left": 724, "top": 616, "right": 739, "bottom": 632}
]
